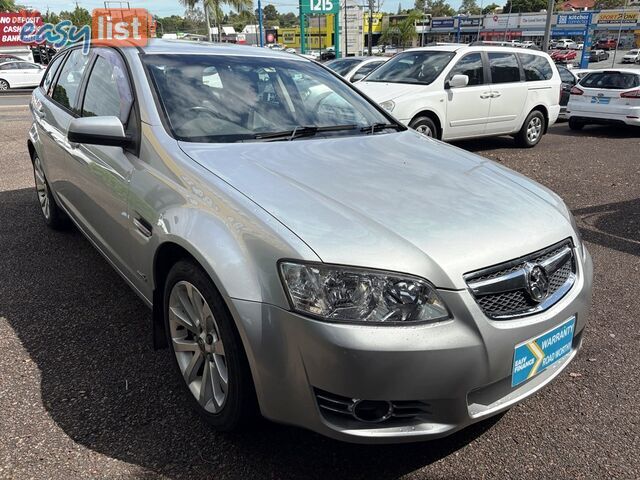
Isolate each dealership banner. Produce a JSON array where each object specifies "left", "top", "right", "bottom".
[
  {"left": 0, "top": 11, "right": 43, "bottom": 47},
  {"left": 431, "top": 18, "right": 455, "bottom": 29},
  {"left": 556, "top": 13, "right": 590, "bottom": 25},
  {"left": 459, "top": 17, "right": 482, "bottom": 28},
  {"left": 596, "top": 11, "right": 639, "bottom": 25},
  {"left": 483, "top": 14, "right": 519, "bottom": 29},
  {"left": 519, "top": 14, "right": 549, "bottom": 28}
]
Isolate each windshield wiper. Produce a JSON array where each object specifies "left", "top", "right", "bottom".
[
  {"left": 253, "top": 124, "right": 358, "bottom": 141},
  {"left": 360, "top": 123, "right": 404, "bottom": 134}
]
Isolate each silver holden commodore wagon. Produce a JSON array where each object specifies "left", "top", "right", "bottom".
[{"left": 28, "top": 40, "right": 593, "bottom": 443}]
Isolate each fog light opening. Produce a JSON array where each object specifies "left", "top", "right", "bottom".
[{"left": 352, "top": 400, "right": 393, "bottom": 423}]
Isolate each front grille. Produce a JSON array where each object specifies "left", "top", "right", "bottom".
[{"left": 464, "top": 239, "right": 577, "bottom": 320}]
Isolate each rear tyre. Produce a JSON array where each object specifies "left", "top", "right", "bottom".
[
  {"left": 32, "top": 154, "right": 69, "bottom": 229},
  {"left": 409, "top": 116, "right": 438, "bottom": 139},
  {"left": 164, "top": 260, "right": 258, "bottom": 431},
  {"left": 568, "top": 118, "right": 584, "bottom": 131},
  {"left": 515, "top": 110, "right": 545, "bottom": 148},
  {"left": 0, "top": 79, "right": 9, "bottom": 90}
]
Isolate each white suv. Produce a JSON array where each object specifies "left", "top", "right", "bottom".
[{"left": 356, "top": 45, "right": 561, "bottom": 147}]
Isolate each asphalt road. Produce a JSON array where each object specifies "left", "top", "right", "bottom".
[{"left": 0, "top": 104, "right": 638, "bottom": 480}]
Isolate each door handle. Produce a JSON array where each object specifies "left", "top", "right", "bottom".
[
  {"left": 491, "top": 92, "right": 502, "bottom": 98},
  {"left": 480, "top": 92, "right": 492, "bottom": 99}
]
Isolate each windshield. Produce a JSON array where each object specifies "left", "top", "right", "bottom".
[
  {"left": 628, "top": 50, "right": 639, "bottom": 54},
  {"left": 364, "top": 51, "right": 455, "bottom": 85},
  {"left": 143, "top": 54, "right": 392, "bottom": 143},
  {"left": 325, "top": 58, "right": 362, "bottom": 76},
  {"left": 580, "top": 72, "right": 640, "bottom": 89}
]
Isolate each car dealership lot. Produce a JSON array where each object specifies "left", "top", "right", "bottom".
[{"left": 0, "top": 100, "right": 638, "bottom": 478}]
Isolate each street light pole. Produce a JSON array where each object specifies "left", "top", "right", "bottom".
[
  {"left": 542, "top": 0, "right": 554, "bottom": 51},
  {"left": 611, "top": 0, "right": 628, "bottom": 67},
  {"left": 258, "top": 0, "right": 264, "bottom": 47},
  {"left": 367, "top": 0, "right": 373, "bottom": 55}
]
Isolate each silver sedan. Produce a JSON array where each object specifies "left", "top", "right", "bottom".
[{"left": 28, "top": 40, "right": 592, "bottom": 443}]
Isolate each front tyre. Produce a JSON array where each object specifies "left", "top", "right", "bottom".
[
  {"left": 0, "top": 79, "right": 9, "bottom": 90},
  {"left": 32, "top": 155, "right": 69, "bottom": 229},
  {"left": 409, "top": 116, "right": 438, "bottom": 139},
  {"left": 164, "top": 260, "right": 258, "bottom": 431},
  {"left": 516, "top": 110, "right": 545, "bottom": 148}
]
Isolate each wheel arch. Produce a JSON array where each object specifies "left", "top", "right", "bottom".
[
  {"left": 0, "top": 77, "right": 9, "bottom": 89},
  {"left": 27, "top": 139, "right": 36, "bottom": 162},
  {"left": 410, "top": 110, "right": 443, "bottom": 139},
  {"left": 530, "top": 105, "right": 549, "bottom": 134}
]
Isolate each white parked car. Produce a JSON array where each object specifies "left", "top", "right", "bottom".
[
  {"left": 553, "top": 39, "right": 577, "bottom": 50},
  {"left": 621, "top": 49, "right": 640, "bottom": 64},
  {"left": 324, "top": 56, "right": 388, "bottom": 82},
  {"left": 567, "top": 69, "right": 640, "bottom": 129},
  {"left": 0, "top": 60, "right": 45, "bottom": 90},
  {"left": 356, "top": 45, "right": 561, "bottom": 147}
]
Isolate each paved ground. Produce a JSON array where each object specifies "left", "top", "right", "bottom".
[{"left": 0, "top": 99, "right": 638, "bottom": 480}]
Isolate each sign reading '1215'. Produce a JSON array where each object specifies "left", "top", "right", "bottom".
[{"left": 300, "top": 0, "right": 339, "bottom": 15}]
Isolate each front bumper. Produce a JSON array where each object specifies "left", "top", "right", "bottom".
[{"left": 231, "top": 247, "right": 593, "bottom": 444}]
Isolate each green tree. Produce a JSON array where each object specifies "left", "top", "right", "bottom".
[
  {"left": 424, "top": 0, "right": 456, "bottom": 17},
  {"left": 0, "top": 0, "right": 17, "bottom": 12},
  {"left": 482, "top": 2, "right": 500, "bottom": 13},
  {"left": 181, "top": 0, "right": 253, "bottom": 39},
  {"left": 59, "top": 6, "right": 92, "bottom": 27},
  {"left": 42, "top": 10, "right": 60, "bottom": 24},
  {"left": 502, "top": 0, "right": 546, "bottom": 13},
  {"left": 458, "top": 0, "right": 481, "bottom": 14},
  {"left": 380, "top": 10, "right": 421, "bottom": 47}
]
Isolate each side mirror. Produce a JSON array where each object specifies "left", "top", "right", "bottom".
[
  {"left": 447, "top": 74, "right": 469, "bottom": 89},
  {"left": 68, "top": 116, "right": 130, "bottom": 147},
  {"left": 351, "top": 73, "right": 366, "bottom": 83}
]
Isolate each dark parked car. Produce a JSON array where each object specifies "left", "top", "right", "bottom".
[
  {"left": 589, "top": 49, "right": 609, "bottom": 62},
  {"left": 595, "top": 39, "right": 617, "bottom": 50},
  {"left": 556, "top": 65, "right": 578, "bottom": 119}
]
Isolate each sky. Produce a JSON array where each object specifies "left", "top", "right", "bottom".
[{"left": 31, "top": 0, "right": 465, "bottom": 17}]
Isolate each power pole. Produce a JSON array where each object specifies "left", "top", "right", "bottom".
[
  {"left": 367, "top": 0, "right": 374, "bottom": 55},
  {"left": 542, "top": 0, "right": 554, "bottom": 51},
  {"left": 344, "top": 0, "right": 348, "bottom": 57}
]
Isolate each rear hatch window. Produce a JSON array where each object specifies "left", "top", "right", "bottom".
[{"left": 580, "top": 71, "right": 640, "bottom": 90}]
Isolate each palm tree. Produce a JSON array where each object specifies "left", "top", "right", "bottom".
[{"left": 180, "top": 0, "right": 253, "bottom": 41}]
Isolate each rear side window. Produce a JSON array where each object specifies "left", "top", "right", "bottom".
[
  {"left": 581, "top": 72, "right": 640, "bottom": 89},
  {"left": 51, "top": 49, "right": 91, "bottom": 111},
  {"left": 488, "top": 53, "right": 521, "bottom": 84},
  {"left": 42, "top": 54, "right": 65, "bottom": 93},
  {"left": 518, "top": 53, "right": 553, "bottom": 81},
  {"left": 82, "top": 51, "right": 133, "bottom": 123},
  {"left": 448, "top": 53, "right": 484, "bottom": 86},
  {"left": 0, "top": 63, "right": 17, "bottom": 70}
]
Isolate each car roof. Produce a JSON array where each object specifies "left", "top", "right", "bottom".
[
  {"left": 404, "top": 44, "right": 549, "bottom": 56},
  {"left": 138, "top": 39, "right": 307, "bottom": 61}
]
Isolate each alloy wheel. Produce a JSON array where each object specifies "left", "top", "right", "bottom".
[
  {"left": 415, "top": 124, "right": 433, "bottom": 137},
  {"left": 526, "top": 116, "right": 542, "bottom": 143},
  {"left": 168, "top": 281, "right": 228, "bottom": 413},
  {"left": 0, "top": 80, "right": 8, "bottom": 91},
  {"left": 33, "top": 157, "right": 50, "bottom": 220}
]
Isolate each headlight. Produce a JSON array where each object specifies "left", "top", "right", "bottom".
[
  {"left": 279, "top": 262, "right": 449, "bottom": 324},
  {"left": 379, "top": 100, "right": 395, "bottom": 112}
]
